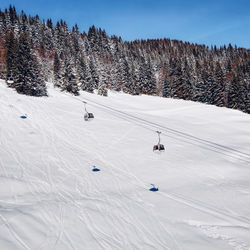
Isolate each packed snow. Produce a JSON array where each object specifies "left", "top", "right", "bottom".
[{"left": 0, "top": 80, "right": 250, "bottom": 250}]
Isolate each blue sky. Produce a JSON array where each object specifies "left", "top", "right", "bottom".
[{"left": 1, "top": 0, "right": 249, "bottom": 48}]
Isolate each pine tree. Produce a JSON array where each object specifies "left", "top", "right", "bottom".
[
  {"left": 137, "top": 58, "right": 157, "bottom": 95},
  {"left": 53, "top": 51, "right": 62, "bottom": 85},
  {"left": 89, "top": 57, "right": 99, "bottom": 91},
  {"left": 116, "top": 56, "right": 131, "bottom": 92},
  {"left": 169, "top": 58, "right": 183, "bottom": 98},
  {"left": 5, "top": 30, "right": 18, "bottom": 86},
  {"left": 194, "top": 67, "right": 209, "bottom": 103},
  {"left": 214, "top": 62, "right": 226, "bottom": 107},
  {"left": 227, "top": 73, "right": 242, "bottom": 110},
  {"left": 16, "top": 32, "right": 47, "bottom": 96},
  {"left": 163, "top": 76, "right": 172, "bottom": 98},
  {"left": 78, "top": 56, "right": 92, "bottom": 92},
  {"left": 61, "top": 57, "right": 79, "bottom": 95}
]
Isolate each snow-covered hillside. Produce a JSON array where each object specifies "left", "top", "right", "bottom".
[{"left": 1, "top": 80, "right": 250, "bottom": 250}]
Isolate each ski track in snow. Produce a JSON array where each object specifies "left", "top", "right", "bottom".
[{"left": 0, "top": 81, "right": 250, "bottom": 250}]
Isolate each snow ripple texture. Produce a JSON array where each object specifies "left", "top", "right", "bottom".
[{"left": 0, "top": 80, "right": 250, "bottom": 250}]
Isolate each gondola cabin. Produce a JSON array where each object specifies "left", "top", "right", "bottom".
[
  {"left": 83, "top": 101, "right": 94, "bottom": 121},
  {"left": 7, "top": 77, "right": 14, "bottom": 84},
  {"left": 153, "top": 131, "right": 165, "bottom": 152},
  {"left": 153, "top": 144, "right": 165, "bottom": 151},
  {"left": 84, "top": 112, "right": 94, "bottom": 121}
]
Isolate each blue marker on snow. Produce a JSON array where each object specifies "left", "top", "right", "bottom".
[
  {"left": 92, "top": 166, "right": 100, "bottom": 172},
  {"left": 149, "top": 184, "right": 159, "bottom": 192}
]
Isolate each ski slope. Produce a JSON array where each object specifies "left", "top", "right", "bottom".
[{"left": 1, "top": 79, "right": 250, "bottom": 250}]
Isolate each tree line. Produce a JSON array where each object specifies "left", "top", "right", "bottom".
[{"left": 0, "top": 6, "right": 249, "bottom": 113}]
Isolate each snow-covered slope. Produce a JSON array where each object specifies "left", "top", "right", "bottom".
[{"left": 1, "top": 80, "right": 250, "bottom": 250}]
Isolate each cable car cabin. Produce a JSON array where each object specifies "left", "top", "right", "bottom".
[
  {"left": 83, "top": 101, "right": 94, "bottom": 121},
  {"left": 153, "top": 144, "right": 165, "bottom": 152},
  {"left": 84, "top": 112, "right": 94, "bottom": 121},
  {"left": 153, "top": 131, "right": 165, "bottom": 152},
  {"left": 7, "top": 77, "right": 14, "bottom": 84}
]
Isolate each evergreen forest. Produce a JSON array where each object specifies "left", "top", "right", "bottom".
[{"left": 0, "top": 6, "right": 249, "bottom": 113}]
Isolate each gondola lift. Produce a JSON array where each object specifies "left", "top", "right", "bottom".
[
  {"left": 7, "top": 75, "right": 14, "bottom": 84},
  {"left": 153, "top": 131, "right": 165, "bottom": 152},
  {"left": 83, "top": 101, "right": 94, "bottom": 121}
]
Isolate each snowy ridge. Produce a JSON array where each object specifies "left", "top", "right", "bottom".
[{"left": 0, "top": 80, "right": 250, "bottom": 250}]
